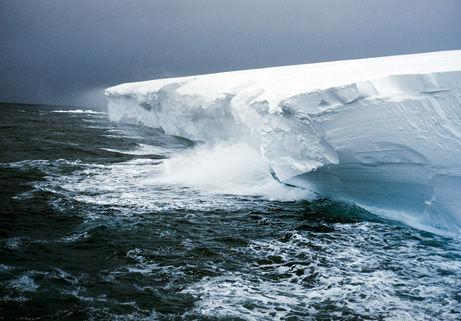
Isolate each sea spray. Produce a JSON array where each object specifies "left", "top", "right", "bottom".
[{"left": 148, "top": 142, "right": 314, "bottom": 201}]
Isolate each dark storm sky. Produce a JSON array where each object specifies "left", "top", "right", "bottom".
[{"left": 1, "top": 0, "right": 460, "bottom": 108}]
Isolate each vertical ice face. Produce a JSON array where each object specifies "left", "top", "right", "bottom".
[{"left": 105, "top": 50, "right": 461, "bottom": 236}]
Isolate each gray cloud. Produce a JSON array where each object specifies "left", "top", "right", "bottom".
[{"left": 1, "top": 0, "right": 460, "bottom": 109}]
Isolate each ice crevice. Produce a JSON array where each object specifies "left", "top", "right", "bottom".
[{"left": 106, "top": 50, "right": 461, "bottom": 236}]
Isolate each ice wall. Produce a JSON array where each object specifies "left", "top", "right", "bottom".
[{"left": 106, "top": 51, "right": 461, "bottom": 236}]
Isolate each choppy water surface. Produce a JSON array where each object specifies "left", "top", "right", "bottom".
[{"left": 0, "top": 103, "right": 460, "bottom": 321}]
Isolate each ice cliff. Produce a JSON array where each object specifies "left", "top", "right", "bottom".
[{"left": 106, "top": 50, "right": 461, "bottom": 236}]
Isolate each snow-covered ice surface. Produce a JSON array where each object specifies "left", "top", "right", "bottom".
[{"left": 106, "top": 50, "right": 461, "bottom": 237}]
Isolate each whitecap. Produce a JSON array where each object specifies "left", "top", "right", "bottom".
[{"left": 51, "top": 109, "right": 106, "bottom": 114}]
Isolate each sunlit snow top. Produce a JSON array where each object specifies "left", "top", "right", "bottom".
[{"left": 106, "top": 50, "right": 461, "bottom": 110}]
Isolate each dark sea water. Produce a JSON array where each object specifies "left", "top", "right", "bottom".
[{"left": 0, "top": 103, "right": 460, "bottom": 321}]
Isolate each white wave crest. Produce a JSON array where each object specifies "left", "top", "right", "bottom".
[{"left": 52, "top": 109, "right": 106, "bottom": 114}]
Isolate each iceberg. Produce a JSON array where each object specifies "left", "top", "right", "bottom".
[{"left": 106, "top": 50, "right": 461, "bottom": 236}]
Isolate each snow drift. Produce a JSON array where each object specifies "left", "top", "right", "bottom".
[{"left": 106, "top": 50, "right": 461, "bottom": 236}]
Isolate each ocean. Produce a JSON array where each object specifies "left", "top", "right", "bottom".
[{"left": 0, "top": 103, "right": 460, "bottom": 320}]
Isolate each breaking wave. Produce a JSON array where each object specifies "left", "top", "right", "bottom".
[{"left": 151, "top": 143, "right": 314, "bottom": 201}]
